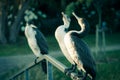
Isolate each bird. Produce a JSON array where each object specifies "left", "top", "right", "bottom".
[
  {"left": 24, "top": 22, "right": 48, "bottom": 74},
  {"left": 55, "top": 12, "right": 76, "bottom": 72},
  {"left": 55, "top": 12, "right": 96, "bottom": 80},
  {"left": 64, "top": 12, "right": 96, "bottom": 80}
]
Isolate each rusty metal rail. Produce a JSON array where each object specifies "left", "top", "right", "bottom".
[{"left": 9, "top": 55, "right": 80, "bottom": 80}]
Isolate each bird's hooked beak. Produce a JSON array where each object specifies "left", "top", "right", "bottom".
[
  {"left": 72, "top": 12, "right": 82, "bottom": 21},
  {"left": 72, "top": 12, "right": 85, "bottom": 26},
  {"left": 61, "top": 12, "right": 71, "bottom": 22},
  {"left": 61, "top": 12, "right": 67, "bottom": 19},
  {"left": 26, "top": 23, "right": 29, "bottom": 27}
]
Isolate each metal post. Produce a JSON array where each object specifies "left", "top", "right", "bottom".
[
  {"left": 25, "top": 69, "right": 29, "bottom": 80},
  {"left": 102, "top": 31, "right": 106, "bottom": 54},
  {"left": 9, "top": 55, "right": 80, "bottom": 80},
  {"left": 95, "top": 25, "right": 99, "bottom": 56},
  {"left": 47, "top": 61, "right": 53, "bottom": 80}
]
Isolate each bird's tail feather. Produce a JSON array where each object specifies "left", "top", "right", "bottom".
[{"left": 41, "top": 59, "right": 47, "bottom": 74}]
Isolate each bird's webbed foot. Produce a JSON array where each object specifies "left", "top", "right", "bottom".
[
  {"left": 34, "top": 57, "right": 39, "bottom": 64},
  {"left": 64, "top": 64, "right": 77, "bottom": 76},
  {"left": 77, "top": 70, "right": 84, "bottom": 78},
  {"left": 81, "top": 73, "right": 87, "bottom": 80},
  {"left": 77, "top": 70, "right": 87, "bottom": 80}
]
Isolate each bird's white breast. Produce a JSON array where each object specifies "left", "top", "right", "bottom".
[
  {"left": 64, "top": 32, "right": 84, "bottom": 71},
  {"left": 64, "top": 32, "right": 77, "bottom": 59},
  {"left": 25, "top": 26, "right": 41, "bottom": 57},
  {"left": 55, "top": 26, "right": 74, "bottom": 64}
]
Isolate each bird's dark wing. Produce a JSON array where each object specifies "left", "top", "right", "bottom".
[
  {"left": 33, "top": 27, "right": 48, "bottom": 54},
  {"left": 70, "top": 34, "right": 96, "bottom": 78},
  {"left": 70, "top": 35, "right": 96, "bottom": 70}
]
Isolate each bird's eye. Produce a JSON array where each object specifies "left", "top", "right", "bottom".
[{"left": 65, "top": 28, "right": 68, "bottom": 32}]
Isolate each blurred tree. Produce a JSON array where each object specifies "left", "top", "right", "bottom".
[
  {"left": 0, "top": 1, "right": 7, "bottom": 44},
  {"left": 92, "top": 0, "right": 104, "bottom": 58},
  {"left": 0, "top": 1, "right": 10, "bottom": 44},
  {"left": 64, "top": 0, "right": 120, "bottom": 33},
  {"left": 0, "top": 0, "right": 31, "bottom": 44},
  {"left": 0, "top": 0, "right": 119, "bottom": 44},
  {"left": 65, "top": 0, "right": 93, "bottom": 16},
  {"left": 9, "top": 0, "right": 31, "bottom": 43}
]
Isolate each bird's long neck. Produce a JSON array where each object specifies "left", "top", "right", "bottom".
[
  {"left": 63, "top": 19, "right": 70, "bottom": 28},
  {"left": 62, "top": 12, "right": 70, "bottom": 30},
  {"left": 78, "top": 23, "right": 85, "bottom": 34},
  {"left": 72, "top": 20, "right": 89, "bottom": 38},
  {"left": 72, "top": 12, "right": 89, "bottom": 38}
]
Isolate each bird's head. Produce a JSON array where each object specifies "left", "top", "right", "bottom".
[
  {"left": 61, "top": 12, "right": 71, "bottom": 28},
  {"left": 25, "top": 22, "right": 37, "bottom": 38},
  {"left": 72, "top": 12, "right": 90, "bottom": 36},
  {"left": 72, "top": 12, "right": 86, "bottom": 27},
  {"left": 26, "top": 23, "right": 29, "bottom": 27},
  {"left": 25, "top": 22, "right": 37, "bottom": 28}
]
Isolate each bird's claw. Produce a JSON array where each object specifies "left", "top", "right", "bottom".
[
  {"left": 77, "top": 71, "right": 88, "bottom": 80},
  {"left": 64, "top": 68, "right": 75, "bottom": 76},
  {"left": 72, "top": 73, "right": 84, "bottom": 80},
  {"left": 34, "top": 59, "right": 37, "bottom": 64},
  {"left": 77, "top": 71, "right": 84, "bottom": 77},
  {"left": 34, "top": 57, "right": 39, "bottom": 64},
  {"left": 73, "top": 76, "right": 83, "bottom": 80},
  {"left": 64, "top": 68, "right": 71, "bottom": 76},
  {"left": 64, "top": 64, "right": 77, "bottom": 76},
  {"left": 65, "top": 68, "right": 84, "bottom": 80}
]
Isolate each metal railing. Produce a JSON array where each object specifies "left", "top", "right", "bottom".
[{"left": 9, "top": 55, "right": 80, "bottom": 80}]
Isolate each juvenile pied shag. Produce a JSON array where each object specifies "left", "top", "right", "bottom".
[{"left": 25, "top": 23, "right": 48, "bottom": 74}]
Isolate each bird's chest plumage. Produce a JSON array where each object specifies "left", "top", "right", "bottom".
[
  {"left": 64, "top": 32, "right": 83, "bottom": 68},
  {"left": 64, "top": 33, "right": 76, "bottom": 56},
  {"left": 55, "top": 28, "right": 68, "bottom": 53},
  {"left": 28, "top": 38, "right": 37, "bottom": 48},
  {"left": 26, "top": 28, "right": 37, "bottom": 48},
  {"left": 55, "top": 27, "right": 74, "bottom": 64},
  {"left": 25, "top": 27, "right": 41, "bottom": 57}
]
